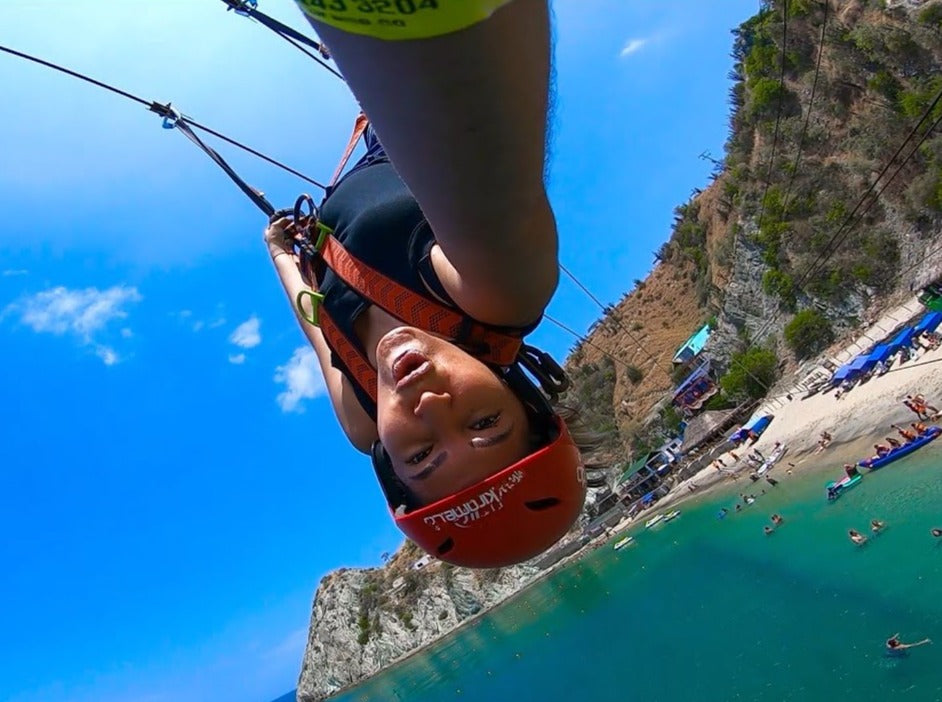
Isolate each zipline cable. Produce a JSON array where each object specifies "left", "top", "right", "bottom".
[
  {"left": 0, "top": 43, "right": 327, "bottom": 195},
  {"left": 219, "top": 0, "right": 346, "bottom": 82}
]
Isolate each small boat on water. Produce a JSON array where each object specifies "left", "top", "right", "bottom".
[
  {"left": 859, "top": 426, "right": 941, "bottom": 470},
  {"left": 645, "top": 514, "right": 665, "bottom": 529},
  {"left": 613, "top": 536, "right": 634, "bottom": 551},
  {"left": 663, "top": 510, "right": 681, "bottom": 522},
  {"left": 826, "top": 473, "right": 862, "bottom": 501}
]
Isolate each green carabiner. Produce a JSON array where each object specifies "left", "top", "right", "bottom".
[{"left": 296, "top": 289, "right": 325, "bottom": 326}]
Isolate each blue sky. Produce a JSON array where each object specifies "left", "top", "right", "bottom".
[{"left": 0, "top": 2, "right": 757, "bottom": 700}]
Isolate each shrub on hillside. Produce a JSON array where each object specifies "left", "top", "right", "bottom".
[
  {"left": 719, "top": 347, "right": 779, "bottom": 401},
  {"left": 784, "top": 309, "right": 834, "bottom": 359}
]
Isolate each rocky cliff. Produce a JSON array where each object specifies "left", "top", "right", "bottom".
[
  {"left": 296, "top": 541, "right": 540, "bottom": 701},
  {"left": 297, "top": 2, "right": 942, "bottom": 697}
]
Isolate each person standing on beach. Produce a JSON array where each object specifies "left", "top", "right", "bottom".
[{"left": 910, "top": 394, "right": 939, "bottom": 417}]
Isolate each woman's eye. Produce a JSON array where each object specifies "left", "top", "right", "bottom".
[
  {"left": 407, "top": 447, "right": 432, "bottom": 465},
  {"left": 470, "top": 413, "right": 501, "bottom": 430}
]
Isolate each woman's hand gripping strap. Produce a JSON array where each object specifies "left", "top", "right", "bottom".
[{"left": 285, "top": 193, "right": 333, "bottom": 327}]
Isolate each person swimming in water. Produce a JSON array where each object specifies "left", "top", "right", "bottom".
[
  {"left": 931, "top": 528, "right": 942, "bottom": 538},
  {"left": 771, "top": 514, "right": 783, "bottom": 526},
  {"left": 763, "top": 525, "right": 774, "bottom": 536},
  {"left": 848, "top": 529, "right": 868, "bottom": 545},
  {"left": 886, "top": 633, "right": 931, "bottom": 652},
  {"left": 870, "top": 519, "right": 886, "bottom": 533}
]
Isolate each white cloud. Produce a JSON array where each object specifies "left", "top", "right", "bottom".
[
  {"left": 228, "top": 353, "right": 246, "bottom": 365},
  {"left": 3, "top": 285, "right": 140, "bottom": 365},
  {"left": 209, "top": 318, "right": 226, "bottom": 329},
  {"left": 96, "top": 345, "right": 119, "bottom": 366},
  {"left": 120, "top": 327, "right": 133, "bottom": 338},
  {"left": 193, "top": 320, "right": 205, "bottom": 332},
  {"left": 2, "top": 269, "right": 28, "bottom": 277},
  {"left": 229, "top": 316, "right": 261, "bottom": 349},
  {"left": 619, "top": 37, "right": 649, "bottom": 57},
  {"left": 274, "top": 346, "right": 326, "bottom": 413}
]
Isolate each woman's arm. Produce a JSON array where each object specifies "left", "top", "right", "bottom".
[
  {"left": 299, "top": 0, "right": 558, "bottom": 326},
  {"left": 267, "top": 222, "right": 378, "bottom": 453}
]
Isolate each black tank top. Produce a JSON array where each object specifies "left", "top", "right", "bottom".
[{"left": 315, "top": 144, "right": 538, "bottom": 418}]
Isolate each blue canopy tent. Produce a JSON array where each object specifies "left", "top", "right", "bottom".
[
  {"left": 889, "top": 326, "right": 915, "bottom": 351},
  {"left": 867, "top": 343, "right": 894, "bottom": 365},
  {"left": 914, "top": 311, "right": 942, "bottom": 335},
  {"left": 830, "top": 363, "right": 854, "bottom": 385},
  {"left": 730, "top": 414, "right": 774, "bottom": 443},
  {"left": 847, "top": 354, "right": 873, "bottom": 378}
]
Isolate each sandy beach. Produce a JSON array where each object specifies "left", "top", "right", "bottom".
[{"left": 658, "top": 296, "right": 942, "bottom": 503}]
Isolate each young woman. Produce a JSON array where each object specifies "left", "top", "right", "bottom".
[{"left": 266, "top": 1, "right": 593, "bottom": 569}]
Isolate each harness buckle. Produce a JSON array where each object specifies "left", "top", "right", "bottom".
[
  {"left": 158, "top": 105, "right": 181, "bottom": 130},
  {"left": 291, "top": 193, "right": 332, "bottom": 257},
  {"left": 296, "top": 289, "right": 325, "bottom": 327},
  {"left": 517, "top": 344, "right": 570, "bottom": 401}
]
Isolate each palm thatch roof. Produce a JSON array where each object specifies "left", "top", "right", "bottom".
[{"left": 680, "top": 409, "right": 739, "bottom": 453}]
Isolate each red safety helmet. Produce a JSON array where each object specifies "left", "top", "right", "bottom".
[{"left": 370, "top": 360, "right": 587, "bottom": 568}]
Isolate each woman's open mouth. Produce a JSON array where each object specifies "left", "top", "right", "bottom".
[{"left": 392, "top": 349, "right": 432, "bottom": 389}]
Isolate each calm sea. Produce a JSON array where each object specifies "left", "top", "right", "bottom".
[{"left": 317, "top": 446, "right": 942, "bottom": 702}]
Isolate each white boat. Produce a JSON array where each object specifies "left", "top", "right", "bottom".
[
  {"left": 664, "top": 510, "right": 681, "bottom": 522},
  {"left": 645, "top": 514, "right": 665, "bottom": 529},
  {"left": 613, "top": 536, "right": 634, "bottom": 550}
]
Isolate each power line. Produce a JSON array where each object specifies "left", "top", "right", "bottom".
[
  {"left": 0, "top": 43, "right": 327, "bottom": 192},
  {"left": 746, "top": 83, "right": 942, "bottom": 348},
  {"left": 780, "top": 0, "right": 828, "bottom": 217},
  {"left": 754, "top": 0, "right": 790, "bottom": 232},
  {"left": 558, "top": 264, "right": 670, "bottom": 375},
  {"left": 544, "top": 313, "right": 662, "bottom": 378}
]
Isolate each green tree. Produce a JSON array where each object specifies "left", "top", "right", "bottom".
[
  {"left": 719, "top": 347, "right": 779, "bottom": 400},
  {"left": 784, "top": 309, "right": 834, "bottom": 359}
]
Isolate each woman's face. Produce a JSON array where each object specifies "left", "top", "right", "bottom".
[{"left": 375, "top": 327, "right": 532, "bottom": 505}]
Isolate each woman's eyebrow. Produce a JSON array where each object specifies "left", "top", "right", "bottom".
[
  {"left": 410, "top": 451, "right": 448, "bottom": 481},
  {"left": 470, "top": 424, "right": 514, "bottom": 449}
]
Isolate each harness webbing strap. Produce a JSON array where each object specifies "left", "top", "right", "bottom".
[
  {"left": 319, "top": 308, "right": 378, "bottom": 403},
  {"left": 318, "top": 235, "right": 523, "bottom": 366},
  {"left": 329, "top": 113, "right": 370, "bottom": 187}
]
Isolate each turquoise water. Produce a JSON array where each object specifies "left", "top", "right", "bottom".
[{"left": 335, "top": 448, "right": 942, "bottom": 702}]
